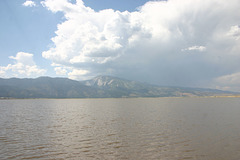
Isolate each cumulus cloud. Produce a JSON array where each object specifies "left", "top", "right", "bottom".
[
  {"left": 68, "top": 69, "right": 89, "bottom": 80},
  {"left": 9, "top": 52, "right": 35, "bottom": 66},
  {"left": 227, "top": 25, "right": 240, "bottom": 40},
  {"left": 22, "top": 0, "right": 36, "bottom": 7},
  {"left": 54, "top": 67, "right": 67, "bottom": 75},
  {"left": 0, "top": 52, "right": 46, "bottom": 78},
  {"left": 41, "top": 0, "right": 240, "bottom": 90}
]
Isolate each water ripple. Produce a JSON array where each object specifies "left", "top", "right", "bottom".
[{"left": 1, "top": 98, "right": 240, "bottom": 159}]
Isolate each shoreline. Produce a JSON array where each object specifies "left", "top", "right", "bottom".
[{"left": 1, "top": 95, "right": 240, "bottom": 100}]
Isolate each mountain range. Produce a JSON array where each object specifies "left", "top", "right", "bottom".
[{"left": 0, "top": 75, "right": 236, "bottom": 98}]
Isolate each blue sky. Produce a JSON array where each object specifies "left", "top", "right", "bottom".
[
  {"left": 0, "top": 0, "right": 149, "bottom": 74},
  {"left": 1, "top": 0, "right": 240, "bottom": 91}
]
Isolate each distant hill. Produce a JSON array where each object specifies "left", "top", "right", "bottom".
[
  {"left": 0, "top": 77, "right": 100, "bottom": 98},
  {"left": 0, "top": 76, "right": 237, "bottom": 98},
  {"left": 82, "top": 75, "right": 236, "bottom": 97}
]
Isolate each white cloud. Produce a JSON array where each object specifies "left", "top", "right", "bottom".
[
  {"left": 227, "top": 25, "right": 240, "bottom": 40},
  {"left": 68, "top": 69, "right": 89, "bottom": 80},
  {"left": 0, "top": 52, "right": 46, "bottom": 78},
  {"left": 41, "top": 0, "right": 240, "bottom": 89},
  {"left": 22, "top": 0, "right": 36, "bottom": 7},
  {"left": 0, "top": 69, "right": 5, "bottom": 77},
  {"left": 9, "top": 52, "right": 35, "bottom": 66},
  {"left": 41, "top": 0, "right": 154, "bottom": 66},
  {"left": 54, "top": 67, "right": 67, "bottom": 75},
  {"left": 182, "top": 45, "right": 206, "bottom": 52},
  {"left": 215, "top": 72, "right": 240, "bottom": 92},
  {"left": 216, "top": 72, "right": 240, "bottom": 85}
]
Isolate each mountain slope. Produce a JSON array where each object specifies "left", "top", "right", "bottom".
[
  {"left": 83, "top": 75, "right": 149, "bottom": 89},
  {"left": 0, "top": 76, "right": 237, "bottom": 98},
  {"left": 83, "top": 75, "right": 155, "bottom": 97},
  {"left": 0, "top": 77, "right": 101, "bottom": 98},
  {"left": 82, "top": 75, "right": 235, "bottom": 97}
]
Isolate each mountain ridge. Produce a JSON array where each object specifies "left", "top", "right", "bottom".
[{"left": 0, "top": 76, "right": 237, "bottom": 98}]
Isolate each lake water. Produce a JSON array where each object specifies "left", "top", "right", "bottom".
[{"left": 0, "top": 97, "right": 240, "bottom": 160}]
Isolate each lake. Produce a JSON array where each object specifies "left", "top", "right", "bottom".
[{"left": 0, "top": 97, "right": 240, "bottom": 159}]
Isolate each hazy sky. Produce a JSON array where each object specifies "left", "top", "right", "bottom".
[{"left": 0, "top": 0, "right": 240, "bottom": 91}]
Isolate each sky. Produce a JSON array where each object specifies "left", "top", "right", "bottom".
[{"left": 0, "top": 0, "right": 240, "bottom": 92}]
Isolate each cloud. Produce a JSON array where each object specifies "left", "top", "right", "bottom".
[
  {"left": 182, "top": 45, "right": 206, "bottom": 52},
  {"left": 68, "top": 69, "right": 89, "bottom": 80},
  {"left": 22, "top": 0, "right": 36, "bottom": 7},
  {"left": 227, "top": 25, "right": 240, "bottom": 40},
  {"left": 41, "top": 0, "right": 240, "bottom": 90},
  {"left": 215, "top": 72, "right": 240, "bottom": 92},
  {"left": 54, "top": 67, "right": 67, "bottom": 75},
  {"left": 9, "top": 52, "right": 35, "bottom": 66},
  {"left": 0, "top": 52, "right": 46, "bottom": 78}
]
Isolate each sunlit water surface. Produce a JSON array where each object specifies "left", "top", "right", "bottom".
[{"left": 1, "top": 97, "right": 240, "bottom": 159}]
